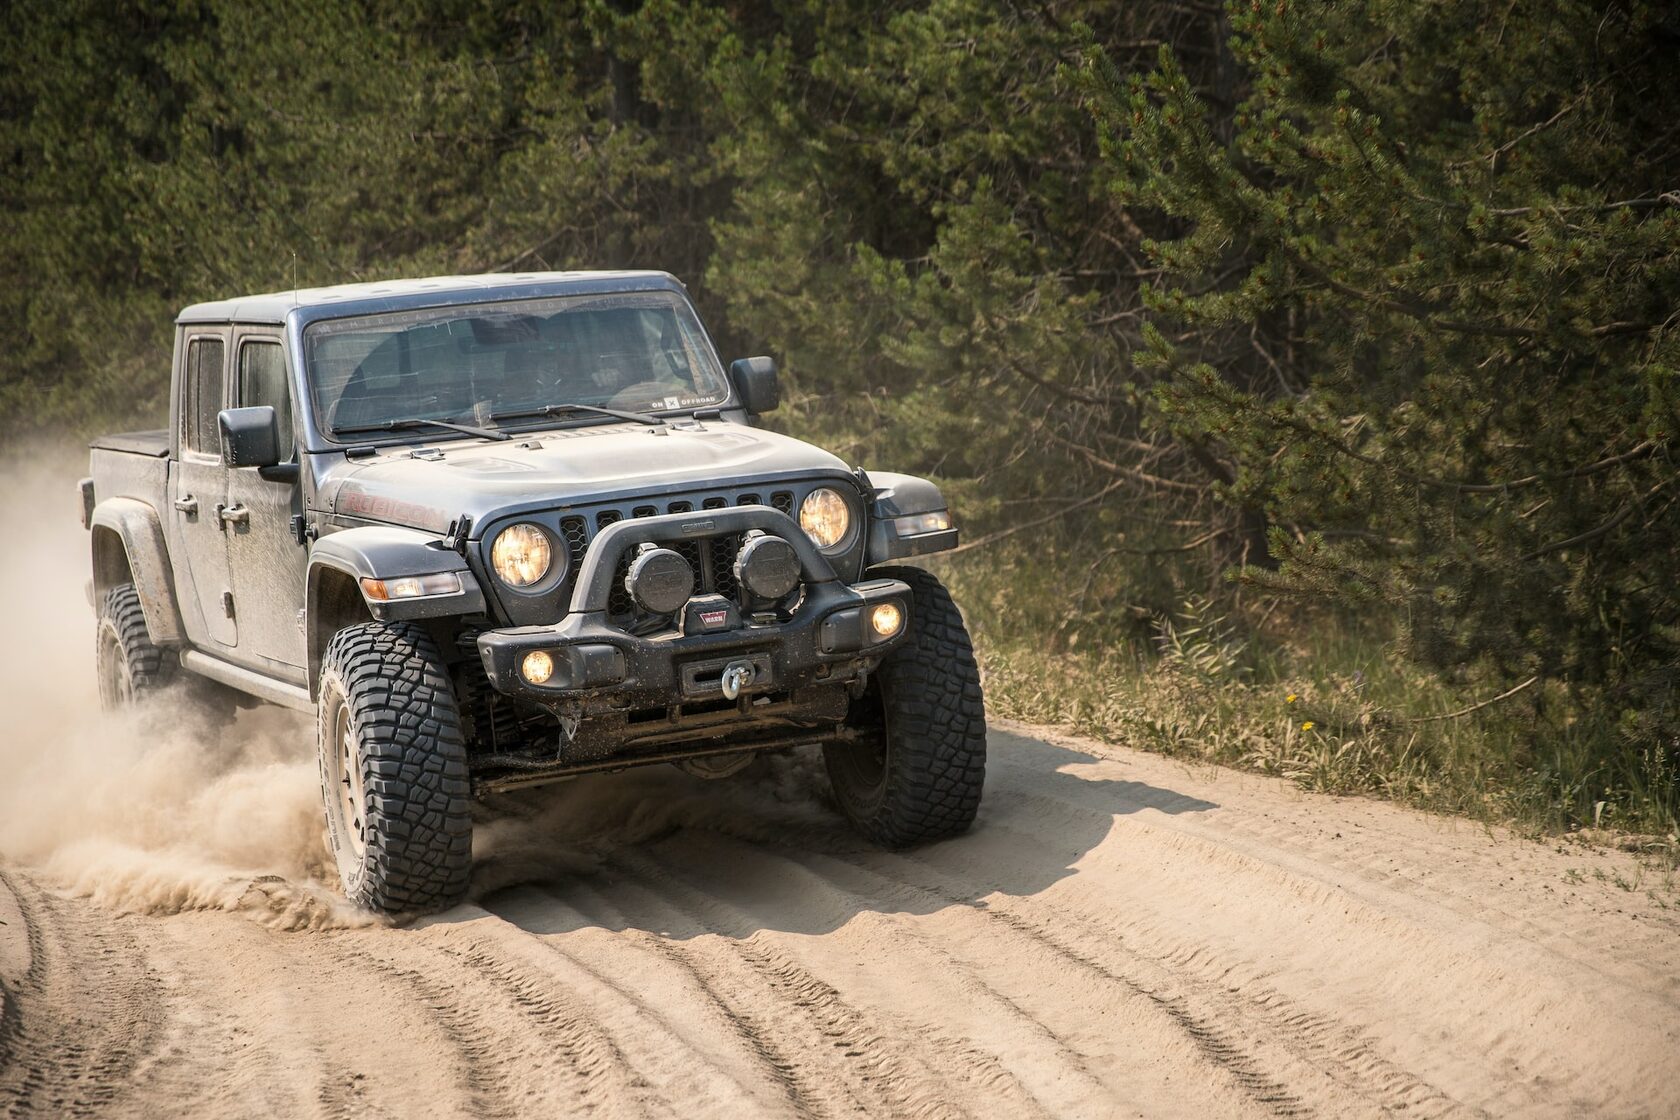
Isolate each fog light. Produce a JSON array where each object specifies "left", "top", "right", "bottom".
[
  {"left": 869, "top": 601, "right": 903, "bottom": 640},
  {"left": 521, "top": 650, "right": 555, "bottom": 685}
]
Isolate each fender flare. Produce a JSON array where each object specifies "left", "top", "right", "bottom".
[
  {"left": 862, "top": 471, "right": 959, "bottom": 564},
  {"left": 90, "top": 497, "right": 184, "bottom": 645},
  {"left": 305, "top": 526, "right": 486, "bottom": 693}
]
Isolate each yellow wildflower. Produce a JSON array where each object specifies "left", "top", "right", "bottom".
[
  {"left": 1301, "top": 721, "right": 1315, "bottom": 731},
  {"left": 1286, "top": 693, "right": 1299, "bottom": 704}
]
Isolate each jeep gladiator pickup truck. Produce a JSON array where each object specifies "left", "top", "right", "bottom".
[{"left": 82, "top": 271, "right": 985, "bottom": 913}]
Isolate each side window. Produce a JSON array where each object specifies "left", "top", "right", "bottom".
[
  {"left": 184, "top": 337, "right": 225, "bottom": 455},
  {"left": 238, "top": 341, "right": 294, "bottom": 461}
]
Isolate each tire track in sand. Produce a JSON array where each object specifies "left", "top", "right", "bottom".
[
  {"left": 445, "top": 895, "right": 817, "bottom": 1118},
  {"left": 339, "top": 947, "right": 529, "bottom": 1119},
  {"left": 799, "top": 835, "right": 1457, "bottom": 1117},
  {"left": 0, "top": 869, "right": 167, "bottom": 1119},
  {"left": 599, "top": 847, "right": 1065, "bottom": 1120}
]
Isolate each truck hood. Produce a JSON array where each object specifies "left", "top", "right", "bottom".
[{"left": 319, "top": 421, "right": 852, "bottom": 534}]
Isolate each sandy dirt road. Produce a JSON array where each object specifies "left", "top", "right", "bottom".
[
  {"left": 2, "top": 718, "right": 1678, "bottom": 1120},
  {"left": 1, "top": 456, "right": 1678, "bottom": 1118}
]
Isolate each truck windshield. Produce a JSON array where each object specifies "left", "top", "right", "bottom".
[{"left": 304, "top": 291, "right": 730, "bottom": 441}]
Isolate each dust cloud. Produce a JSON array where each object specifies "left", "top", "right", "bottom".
[{"left": 0, "top": 446, "right": 370, "bottom": 930}]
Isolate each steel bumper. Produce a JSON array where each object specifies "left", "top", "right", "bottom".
[{"left": 474, "top": 507, "right": 912, "bottom": 711}]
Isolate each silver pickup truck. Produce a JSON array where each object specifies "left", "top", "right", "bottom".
[{"left": 81, "top": 271, "right": 986, "bottom": 914}]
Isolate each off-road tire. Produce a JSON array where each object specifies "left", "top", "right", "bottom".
[
  {"left": 95, "top": 584, "right": 176, "bottom": 709},
  {"left": 317, "top": 621, "right": 472, "bottom": 914},
  {"left": 96, "top": 583, "right": 241, "bottom": 722},
  {"left": 824, "top": 565, "right": 987, "bottom": 846}
]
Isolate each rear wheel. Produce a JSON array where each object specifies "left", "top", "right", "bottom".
[
  {"left": 95, "top": 584, "right": 174, "bottom": 710},
  {"left": 317, "top": 622, "right": 473, "bottom": 914},
  {"left": 95, "top": 583, "right": 247, "bottom": 723},
  {"left": 824, "top": 566, "right": 987, "bottom": 845}
]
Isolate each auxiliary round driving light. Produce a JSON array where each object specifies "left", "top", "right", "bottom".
[
  {"left": 734, "top": 532, "right": 801, "bottom": 600},
  {"left": 625, "top": 545, "right": 694, "bottom": 614}
]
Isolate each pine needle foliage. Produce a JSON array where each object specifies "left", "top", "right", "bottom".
[{"left": 1086, "top": 1, "right": 1680, "bottom": 754}]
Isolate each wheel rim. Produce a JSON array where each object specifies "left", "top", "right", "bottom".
[
  {"left": 837, "top": 680, "right": 891, "bottom": 795},
  {"left": 333, "top": 705, "right": 368, "bottom": 861},
  {"left": 96, "top": 624, "right": 131, "bottom": 709}
]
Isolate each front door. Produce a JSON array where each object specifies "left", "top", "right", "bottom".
[
  {"left": 170, "top": 331, "right": 237, "bottom": 648},
  {"left": 223, "top": 330, "right": 307, "bottom": 674}
]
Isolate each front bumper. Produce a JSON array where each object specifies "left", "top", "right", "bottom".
[{"left": 473, "top": 507, "right": 910, "bottom": 743}]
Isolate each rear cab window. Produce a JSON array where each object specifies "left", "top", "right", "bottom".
[{"left": 182, "top": 336, "right": 226, "bottom": 457}]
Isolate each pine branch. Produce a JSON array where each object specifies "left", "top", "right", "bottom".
[
  {"left": 1043, "top": 429, "right": 1210, "bottom": 494},
  {"left": 1408, "top": 676, "right": 1540, "bottom": 723},
  {"left": 948, "top": 478, "right": 1128, "bottom": 555},
  {"left": 1520, "top": 504, "right": 1636, "bottom": 561},
  {"left": 1487, "top": 191, "right": 1680, "bottom": 218}
]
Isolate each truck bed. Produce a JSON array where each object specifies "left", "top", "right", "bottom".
[{"left": 89, "top": 430, "right": 169, "bottom": 457}]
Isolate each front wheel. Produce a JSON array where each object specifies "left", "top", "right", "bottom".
[
  {"left": 317, "top": 621, "right": 472, "bottom": 914},
  {"left": 824, "top": 566, "right": 987, "bottom": 846}
]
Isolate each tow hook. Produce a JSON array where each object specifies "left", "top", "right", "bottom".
[{"left": 720, "top": 660, "right": 756, "bottom": 700}]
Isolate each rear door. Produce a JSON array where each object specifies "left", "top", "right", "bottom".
[
  {"left": 223, "top": 329, "right": 307, "bottom": 674},
  {"left": 168, "top": 330, "right": 237, "bottom": 648}
]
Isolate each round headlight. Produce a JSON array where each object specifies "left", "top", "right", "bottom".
[
  {"left": 491, "top": 523, "right": 553, "bottom": 587},
  {"left": 799, "top": 488, "right": 852, "bottom": 551}
]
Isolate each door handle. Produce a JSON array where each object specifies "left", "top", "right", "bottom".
[
  {"left": 215, "top": 503, "right": 250, "bottom": 528},
  {"left": 174, "top": 495, "right": 198, "bottom": 516}
]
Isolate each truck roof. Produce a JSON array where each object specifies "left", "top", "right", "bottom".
[{"left": 175, "top": 270, "right": 686, "bottom": 326}]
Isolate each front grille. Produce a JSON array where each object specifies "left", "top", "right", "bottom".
[
  {"left": 484, "top": 484, "right": 833, "bottom": 629},
  {"left": 560, "top": 516, "right": 589, "bottom": 568},
  {"left": 709, "top": 534, "right": 743, "bottom": 601},
  {"left": 563, "top": 487, "right": 802, "bottom": 625}
]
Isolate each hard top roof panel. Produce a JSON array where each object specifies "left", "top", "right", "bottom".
[{"left": 174, "top": 270, "right": 687, "bottom": 327}]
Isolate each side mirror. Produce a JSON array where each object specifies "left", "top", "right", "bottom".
[
  {"left": 729, "top": 356, "right": 780, "bottom": 416},
  {"left": 219, "top": 406, "right": 282, "bottom": 468}
]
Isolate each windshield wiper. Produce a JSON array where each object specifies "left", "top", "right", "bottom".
[
  {"left": 489, "top": 402, "right": 665, "bottom": 427},
  {"left": 333, "top": 416, "right": 512, "bottom": 442}
]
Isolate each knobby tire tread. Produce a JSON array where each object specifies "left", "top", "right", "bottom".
[
  {"left": 826, "top": 566, "right": 987, "bottom": 846},
  {"left": 320, "top": 622, "right": 472, "bottom": 913}
]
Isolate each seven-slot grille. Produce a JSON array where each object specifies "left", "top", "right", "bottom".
[{"left": 558, "top": 489, "right": 800, "bottom": 621}]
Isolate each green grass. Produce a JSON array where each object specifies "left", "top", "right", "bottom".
[{"left": 925, "top": 542, "right": 1680, "bottom": 858}]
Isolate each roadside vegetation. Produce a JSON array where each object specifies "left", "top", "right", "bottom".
[
  {"left": 4, "top": 1, "right": 1675, "bottom": 846},
  {"left": 948, "top": 541, "right": 1679, "bottom": 845}
]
